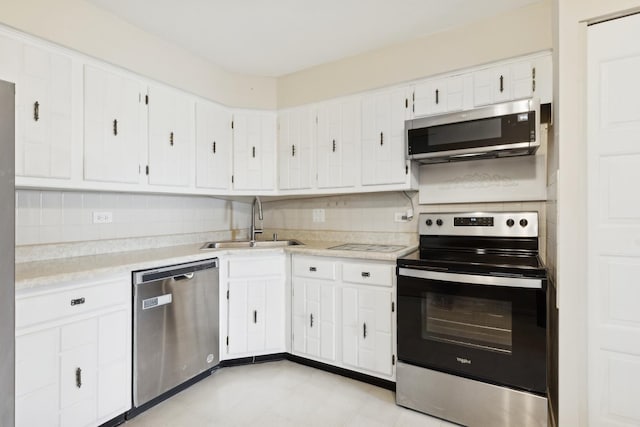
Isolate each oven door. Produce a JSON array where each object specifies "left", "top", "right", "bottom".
[{"left": 397, "top": 267, "right": 546, "bottom": 395}]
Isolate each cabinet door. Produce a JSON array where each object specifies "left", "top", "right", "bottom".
[
  {"left": 15, "top": 329, "right": 60, "bottom": 427},
  {"left": 415, "top": 75, "right": 468, "bottom": 117},
  {"left": 317, "top": 98, "right": 359, "bottom": 189},
  {"left": 278, "top": 107, "right": 315, "bottom": 190},
  {"left": 97, "top": 309, "right": 130, "bottom": 420},
  {"left": 511, "top": 60, "right": 534, "bottom": 101},
  {"left": 84, "top": 65, "right": 142, "bottom": 184},
  {"left": 60, "top": 344, "right": 98, "bottom": 427},
  {"left": 473, "top": 65, "right": 511, "bottom": 106},
  {"left": 147, "top": 84, "right": 194, "bottom": 187},
  {"left": 227, "top": 280, "right": 249, "bottom": 355},
  {"left": 245, "top": 278, "right": 285, "bottom": 353},
  {"left": 342, "top": 286, "right": 393, "bottom": 377},
  {"left": 11, "top": 42, "right": 73, "bottom": 179},
  {"left": 292, "top": 278, "right": 336, "bottom": 361},
  {"left": 195, "top": 100, "right": 232, "bottom": 190},
  {"left": 233, "top": 111, "right": 276, "bottom": 191},
  {"left": 361, "top": 87, "right": 410, "bottom": 186}
]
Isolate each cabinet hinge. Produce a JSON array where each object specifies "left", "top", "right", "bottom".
[
  {"left": 145, "top": 165, "right": 149, "bottom": 175},
  {"left": 145, "top": 94, "right": 149, "bottom": 105},
  {"left": 392, "top": 301, "right": 395, "bottom": 312},
  {"left": 392, "top": 355, "right": 396, "bottom": 366}
]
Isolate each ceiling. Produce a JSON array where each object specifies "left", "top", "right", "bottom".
[{"left": 86, "top": 0, "right": 541, "bottom": 77}]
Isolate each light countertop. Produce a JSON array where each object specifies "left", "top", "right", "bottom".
[{"left": 15, "top": 240, "right": 418, "bottom": 292}]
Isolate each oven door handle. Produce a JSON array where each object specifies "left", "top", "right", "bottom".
[{"left": 398, "top": 268, "right": 542, "bottom": 289}]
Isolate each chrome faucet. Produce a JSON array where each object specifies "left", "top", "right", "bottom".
[{"left": 250, "top": 196, "right": 263, "bottom": 241}]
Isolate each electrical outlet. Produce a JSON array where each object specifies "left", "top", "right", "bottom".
[
  {"left": 394, "top": 212, "right": 409, "bottom": 223},
  {"left": 312, "top": 209, "right": 325, "bottom": 223},
  {"left": 92, "top": 211, "right": 113, "bottom": 224}
]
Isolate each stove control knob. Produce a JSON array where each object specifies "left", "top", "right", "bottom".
[
  {"left": 506, "top": 219, "right": 515, "bottom": 227},
  {"left": 519, "top": 218, "right": 528, "bottom": 228},
  {"left": 426, "top": 219, "right": 433, "bottom": 226},
  {"left": 436, "top": 219, "right": 443, "bottom": 226}
]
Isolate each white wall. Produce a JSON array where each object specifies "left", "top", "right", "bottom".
[
  {"left": 277, "top": 0, "right": 552, "bottom": 108},
  {"left": 15, "top": 190, "right": 250, "bottom": 246},
  {"left": 0, "top": 0, "right": 277, "bottom": 109}
]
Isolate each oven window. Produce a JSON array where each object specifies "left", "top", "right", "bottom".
[{"left": 422, "top": 292, "right": 513, "bottom": 354}]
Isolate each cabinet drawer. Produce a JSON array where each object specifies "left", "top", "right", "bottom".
[
  {"left": 16, "top": 280, "right": 127, "bottom": 329},
  {"left": 227, "top": 256, "right": 284, "bottom": 278},
  {"left": 292, "top": 257, "right": 336, "bottom": 280},
  {"left": 342, "top": 262, "right": 393, "bottom": 287}
]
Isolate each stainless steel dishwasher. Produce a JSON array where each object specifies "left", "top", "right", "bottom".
[{"left": 132, "top": 258, "right": 219, "bottom": 409}]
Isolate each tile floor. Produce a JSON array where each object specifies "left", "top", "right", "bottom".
[{"left": 123, "top": 360, "right": 457, "bottom": 427}]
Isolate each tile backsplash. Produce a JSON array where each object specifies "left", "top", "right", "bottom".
[{"left": 15, "top": 190, "right": 251, "bottom": 246}]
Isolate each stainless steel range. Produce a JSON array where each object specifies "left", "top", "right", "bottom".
[{"left": 396, "top": 212, "right": 548, "bottom": 427}]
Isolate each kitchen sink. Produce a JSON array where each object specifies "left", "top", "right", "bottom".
[{"left": 200, "top": 239, "right": 303, "bottom": 250}]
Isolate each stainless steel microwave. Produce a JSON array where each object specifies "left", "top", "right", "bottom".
[{"left": 405, "top": 98, "right": 540, "bottom": 164}]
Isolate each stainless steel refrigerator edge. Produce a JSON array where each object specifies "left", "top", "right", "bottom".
[
  {"left": 132, "top": 259, "right": 219, "bottom": 408},
  {"left": 0, "top": 80, "right": 16, "bottom": 426}
]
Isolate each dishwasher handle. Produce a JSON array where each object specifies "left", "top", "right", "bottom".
[
  {"left": 134, "top": 258, "right": 218, "bottom": 284},
  {"left": 173, "top": 272, "right": 195, "bottom": 281}
]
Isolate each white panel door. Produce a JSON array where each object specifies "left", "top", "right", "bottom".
[
  {"left": 473, "top": 65, "right": 511, "bottom": 106},
  {"left": 511, "top": 60, "right": 535, "bottom": 101},
  {"left": 342, "top": 286, "right": 392, "bottom": 376},
  {"left": 97, "top": 309, "right": 130, "bottom": 420},
  {"left": 292, "top": 278, "right": 335, "bottom": 361},
  {"left": 247, "top": 280, "right": 267, "bottom": 353},
  {"left": 233, "top": 111, "right": 277, "bottom": 190},
  {"left": 264, "top": 278, "right": 285, "bottom": 351},
  {"left": 195, "top": 100, "right": 232, "bottom": 190},
  {"left": 12, "top": 42, "right": 73, "bottom": 179},
  {"left": 361, "top": 87, "right": 409, "bottom": 186},
  {"left": 317, "top": 98, "right": 359, "bottom": 189},
  {"left": 278, "top": 107, "right": 315, "bottom": 190},
  {"left": 588, "top": 14, "right": 640, "bottom": 426},
  {"left": 414, "top": 75, "right": 466, "bottom": 117},
  {"left": 227, "top": 280, "right": 249, "bottom": 355},
  {"left": 84, "top": 65, "right": 142, "bottom": 184},
  {"left": 147, "top": 84, "right": 194, "bottom": 187},
  {"left": 15, "top": 328, "right": 59, "bottom": 427}
]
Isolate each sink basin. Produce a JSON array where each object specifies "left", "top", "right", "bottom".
[{"left": 200, "top": 239, "right": 303, "bottom": 250}]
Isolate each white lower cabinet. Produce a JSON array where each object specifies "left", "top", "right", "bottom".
[
  {"left": 342, "top": 286, "right": 393, "bottom": 377},
  {"left": 221, "top": 253, "right": 286, "bottom": 359},
  {"left": 292, "top": 278, "right": 337, "bottom": 362},
  {"left": 15, "top": 277, "right": 131, "bottom": 427},
  {"left": 291, "top": 255, "right": 396, "bottom": 380}
]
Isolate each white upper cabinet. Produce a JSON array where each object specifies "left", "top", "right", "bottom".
[
  {"left": 84, "top": 65, "right": 144, "bottom": 184},
  {"left": 0, "top": 34, "right": 73, "bottom": 180},
  {"left": 361, "top": 87, "right": 411, "bottom": 186},
  {"left": 316, "top": 97, "right": 360, "bottom": 189},
  {"left": 413, "top": 74, "right": 470, "bottom": 117},
  {"left": 232, "top": 110, "right": 276, "bottom": 191},
  {"left": 278, "top": 106, "right": 316, "bottom": 190},
  {"left": 147, "top": 84, "right": 194, "bottom": 187},
  {"left": 195, "top": 100, "right": 232, "bottom": 190},
  {"left": 474, "top": 53, "right": 552, "bottom": 106}
]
